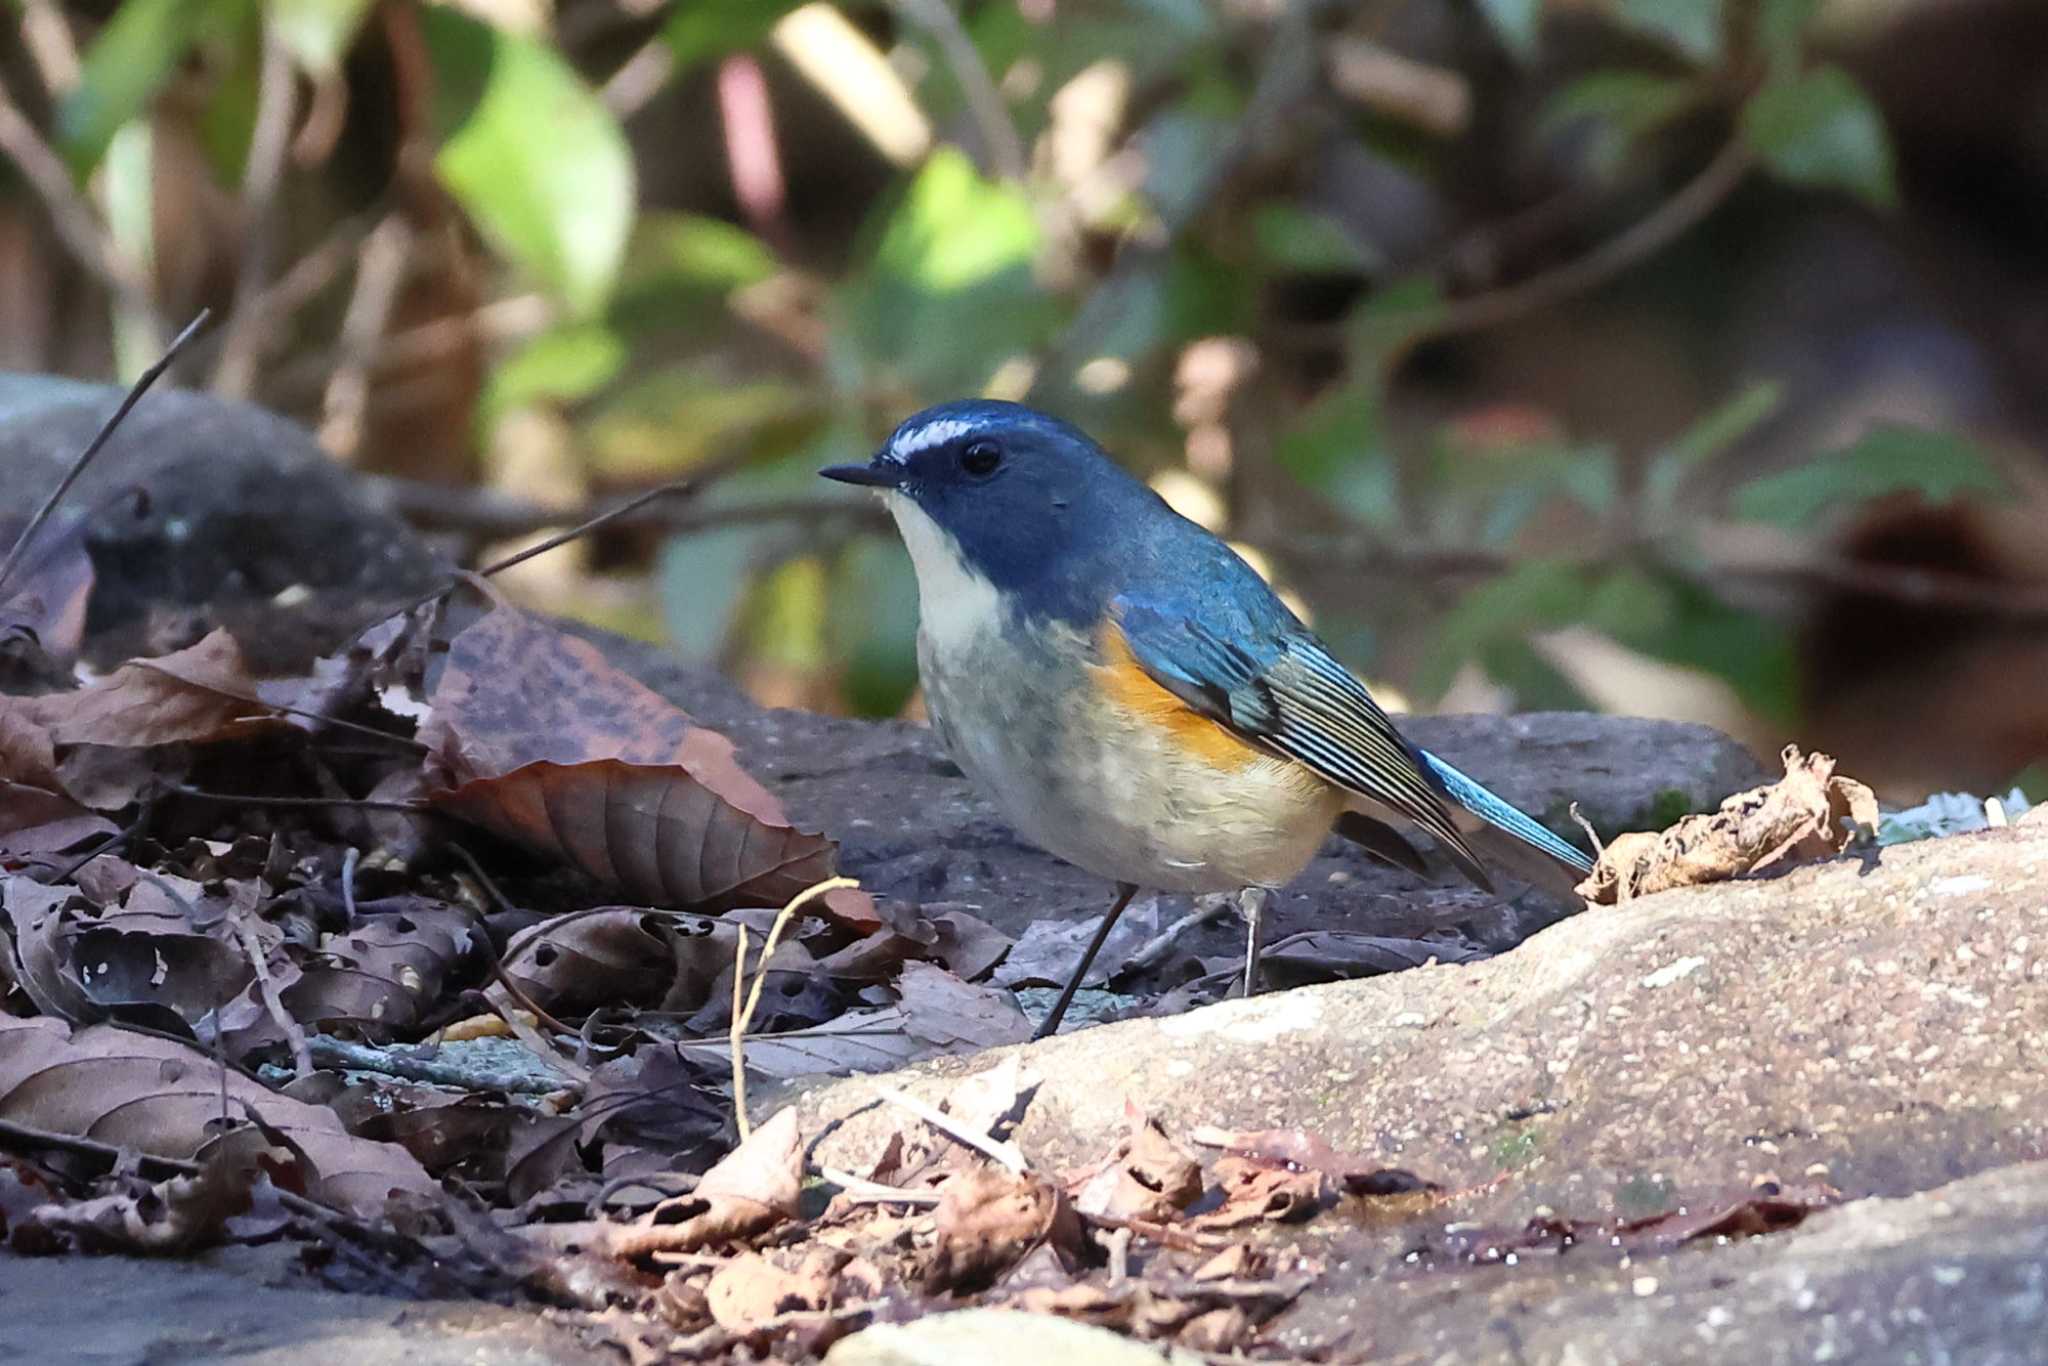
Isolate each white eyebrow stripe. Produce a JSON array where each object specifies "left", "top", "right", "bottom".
[{"left": 885, "top": 416, "right": 983, "bottom": 462}]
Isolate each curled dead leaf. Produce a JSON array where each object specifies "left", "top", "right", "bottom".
[
  {"left": 926, "top": 1167, "right": 1084, "bottom": 1291},
  {"left": 486, "top": 906, "right": 733, "bottom": 1018},
  {"left": 1579, "top": 745, "right": 1880, "bottom": 904},
  {"left": 1072, "top": 1105, "right": 1202, "bottom": 1222}
]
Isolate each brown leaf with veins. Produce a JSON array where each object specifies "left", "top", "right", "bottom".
[
  {"left": 421, "top": 608, "right": 873, "bottom": 925},
  {"left": 0, "top": 1015, "right": 433, "bottom": 1215},
  {"left": 1579, "top": 745, "right": 1881, "bottom": 904},
  {"left": 926, "top": 1167, "right": 1084, "bottom": 1291},
  {"left": 485, "top": 906, "right": 733, "bottom": 1017},
  {"left": 17, "top": 629, "right": 278, "bottom": 749}
]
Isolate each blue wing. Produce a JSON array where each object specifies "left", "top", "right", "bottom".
[{"left": 1112, "top": 592, "right": 1590, "bottom": 895}]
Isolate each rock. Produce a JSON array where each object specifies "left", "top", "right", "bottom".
[
  {"left": 0, "top": 375, "right": 442, "bottom": 668},
  {"left": 825, "top": 1307, "right": 1190, "bottom": 1366},
  {"left": 788, "top": 820, "right": 2048, "bottom": 1232},
  {"left": 1336, "top": 1157, "right": 2048, "bottom": 1365}
]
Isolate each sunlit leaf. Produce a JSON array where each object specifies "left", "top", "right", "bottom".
[
  {"left": 1477, "top": 0, "right": 1543, "bottom": 60},
  {"left": 630, "top": 214, "right": 780, "bottom": 291},
  {"left": 270, "top": 0, "right": 375, "bottom": 75},
  {"left": 587, "top": 367, "right": 819, "bottom": 480},
  {"left": 1732, "top": 425, "right": 2006, "bottom": 526},
  {"left": 1742, "top": 65, "right": 1897, "bottom": 209},
  {"left": 1613, "top": 0, "right": 1723, "bottom": 64},
  {"left": 877, "top": 147, "right": 1038, "bottom": 291},
  {"left": 57, "top": 0, "right": 245, "bottom": 173},
  {"left": 423, "top": 8, "right": 635, "bottom": 317}
]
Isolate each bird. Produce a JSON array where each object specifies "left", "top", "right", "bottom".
[{"left": 821, "top": 399, "right": 1593, "bottom": 1038}]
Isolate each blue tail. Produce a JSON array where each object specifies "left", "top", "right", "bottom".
[{"left": 1421, "top": 749, "right": 1593, "bottom": 896}]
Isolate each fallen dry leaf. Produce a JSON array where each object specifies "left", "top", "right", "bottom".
[
  {"left": 1579, "top": 745, "right": 1879, "bottom": 904},
  {"left": 16, "top": 1143, "right": 261, "bottom": 1255},
  {"left": 487, "top": 906, "right": 734, "bottom": 1018},
  {"left": 15, "top": 629, "right": 278, "bottom": 749},
  {"left": 0, "top": 1015, "right": 433, "bottom": 1215},
  {"left": 702, "top": 1249, "right": 836, "bottom": 1332},
  {"left": 419, "top": 607, "right": 874, "bottom": 926},
  {"left": 926, "top": 1167, "right": 1084, "bottom": 1291},
  {"left": 1191, "top": 1124, "right": 1439, "bottom": 1198},
  {"left": 1073, "top": 1105, "right": 1203, "bottom": 1222}
]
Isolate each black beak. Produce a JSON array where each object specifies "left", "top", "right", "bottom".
[{"left": 819, "top": 459, "right": 905, "bottom": 489}]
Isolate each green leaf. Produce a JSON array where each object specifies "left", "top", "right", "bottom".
[
  {"left": 1477, "top": 0, "right": 1543, "bottom": 60},
  {"left": 828, "top": 538, "right": 921, "bottom": 717},
  {"left": 423, "top": 9, "right": 635, "bottom": 318},
  {"left": 1742, "top": 65, "right": 1896, "bottom": 209},
  {"left": 1613, "top": 0, "right": 1723, "bottom": 64},
  {"left": 1278, "top": 380, "right": 1398, "bottom": 532},
  {"left": 270, "top": 0, "right": 375, "bottom": 75},
  {"left": 841, "top": 147, "right": 1056, "bottom": 395},
  {"left": 1421, "top": 560, "right": 1589, "bottom": 697},
  {"left": 1250, "top": 203, "right": 1376, "bottom": 274},
  {"left": 1732, "top": 425, "right": 2008, "bottom": 527},
  {"left": 631, "top": 214, "right": 779, "bottom": 291},
  {"left": 1348, "top": 277, "right": 1448, "bottom": 365},
  {"left": 481, "top": 323, "right": 626, "bottom": 430},
  {"left": 58, "top": 0, "right": 247, "bottom": 173},
  {"left": 664, "top": 0, "right": 805, "bottom": 70},
  {"left": 1540, "top": 71, "right": 1701, "bottom": 175},
  {"left": 1642, "top": 380, "right": 1782, "bottom": 513}
]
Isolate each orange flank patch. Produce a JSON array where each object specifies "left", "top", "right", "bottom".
[{"left": 1092, "top": 622, "right": 1265, "bottom": 771}]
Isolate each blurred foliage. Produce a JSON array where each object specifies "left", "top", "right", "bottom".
[{"left": 8, "top": 0, "right": 2046, "bottom": 798}]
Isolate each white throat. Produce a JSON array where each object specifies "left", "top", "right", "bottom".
[{"left": 882, "top": 491, "right": 1005, "bottom": 651}]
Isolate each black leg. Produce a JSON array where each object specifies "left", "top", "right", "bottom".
[{"left": 1033, "top": 881, "right": 1140, "bottom": 1040}]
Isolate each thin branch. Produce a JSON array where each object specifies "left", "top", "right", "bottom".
[
  {"left": 730, "top": 876, "right": 859, "bottom": 1140},
  {"left": 365, "top": 476, "right": 886, "bottom": 544},
  {"left": 304, "top": 1035, "right": 569, "bottom": 1095},
  {"left": 230, "top": 913, "right": 312, "bottom": 1080},
  {"left": 18, "top": 0, "right": 82, "bottom": 97},
  {"left": 1394, "top": 138, "right": 1754, "bottom": 360},
  {"left": 213, "top": 25, "right": 301, "bottom": 398},
  {"left": 601, "top": 35, "right": 675, "bottom": 119},
  {"left": 0, "top": 309, "right": 211, "bottom": 598},
  {"left": 0, "top": 73, "right": 156, "bottom": 325},
  {"left": 892, "top": 0, "right": 1026, "bottom": 181}
]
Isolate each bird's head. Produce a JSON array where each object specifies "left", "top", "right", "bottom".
[{"left": 821, "top": 400, "right": 1141, "bottom": 617}]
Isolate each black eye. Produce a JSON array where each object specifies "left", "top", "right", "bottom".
[{"left": 959, "top": 439, "right": 1002, "bottom": 477}]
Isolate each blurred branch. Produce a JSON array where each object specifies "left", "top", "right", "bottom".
[
  {"left": 365, "top": 478, "right": 888, "bottom": 543},
  {"left": 600, "top": 34, "right": 675, "bottom": 119},
  {"left": 319, "top": 213, "right": 416, "bottom": 460},
  {"left": 892, "top": 0, "right": 1026, "bottom": 181},
  {"left": 18, "top": 0, "right": 81, "bottom": 96},
  {"left": 0, "top": 74, "right": 157, "bottom": 328},
  {"left": 268, "top": 291, "right": 551, "bottom": 405},
  {"left": 1395, "top": 138, "right": 1755, "bottom": 360},
  {"left": 214, "top": 26, "right": 302, "bottom": 398}
]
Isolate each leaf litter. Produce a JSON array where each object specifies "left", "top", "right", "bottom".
[{"left": 0, "top": 354, "right": 1866, "bottom": 1358}]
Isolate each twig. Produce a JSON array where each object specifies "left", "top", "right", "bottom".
[
  {"left": 1124, "top": 895, "right": 1232, "bottom": 974},
  {"left": 304, "top": 1035, "right": 569, "bottom": 1095},
  {"left": 230, "top": 914, "right": 312, "bottom": 1080},
  {"left": 366, "top": 479, "right": 886, "bottom": 544},
  {"left": 873, "top": 1083, "right": 1029, "bottom": 1176},
  {"left": 0, "top": 310, "right": 211, "bottom": 599},
  {"left": 1568, "top": 802, "right": 1606, "bottom": 860},
  {"left": 817, "top": 1164, "right": 944, "bottom": 1207},
  {"left": 170, "top": 786, "right": 429, "bottom": 813},
  {"left": 731, "top": 876, "right": 860, "bottom": 1140},
  {"left": 213, "top": 25, "right": 301, "bottom": 398},
  {"left": 1392, "top": 138, "right": 1754, "bottom": 361},
  {"left": 0, "top": 74, "right": 155, "bottom": 321},
  {"left": 319, "top": 213, "right": 415, "bottom": 460},
  {"left": 17, "top": 1, "right": 82, "bottom": 97},
  {"left": 340, "top": 845, "right": 360, "bottom": 921},
  {"left": 601, "top": 34, "right": 676, "bottom": 119},
  {"left": 891, "top": 0, "right": 1026, "bottom": 181}
]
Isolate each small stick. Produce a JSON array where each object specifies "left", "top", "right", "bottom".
[
  {"left": 873, "top": 1083, "right": 1028, "bottom": 1176},
  {"left": 229, "top": 914, "right": 312, "bottom": 1080},
  {"left": 0, "top": 309, "right": 212, "bottom": 598},
  {"left": 1569, "top": 802, "right": 1607, "bottom": 858},
  {"left": 1124, "top": 895, "right": 1231, "bottom": 974},
  {"left": 816, "top": 1164, "right": 943, "bottom": 1207},
  {"left": 339, "top": 845, "right": 360, "bottom": 921},
  {"left": 305, "top": 1035, "right": 567, "bottom": 1095},
  {"left": 729, "top": 875, "right": 859, "bottom": 1140}
]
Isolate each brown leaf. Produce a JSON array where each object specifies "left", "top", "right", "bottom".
[
  {"left": 0, "top": 783, "right": 115, "bottom": 855},
  {"left": 432, "top": 759, "right": 860, "bottom": 917},
  {"left": 285, "top": 899, "right": 475, "bottom": 1037},
  {"left": 703, "top": 1250, "right": 835, "bottom": 1332},
  {"left": 926, "top": 1167, "right": 1084, "bottom": 1291},
  {"left": 18, "top": 1145, "right": 258, "bottom": 1255},
  {"left": 19, "top": 629, "right": 277, "bottom": 749},
  {"left": 420, "top": 608, "right": 873, "bottom": 926},
  {"left": 0, "top": 1015, "right": 434, "bottom": 1215},
  {"left": 486, "top": 906, "right": 733, "bottom": 1018},
  {"left": 1579, "top": 745, "right": 1880, "bottom": 904},
  {"left": 1191, "top": 1124, "right": 1439, "bottom": 1198},
  {"left": 1073, "top": 1105, "right": 1202, "bottom": 1222},
  {"left": 1187, "top": 1155, "right": 1326, "bottom": 1230},
  {"left": 0, "top": 522, "right": 93, "bottom": 662},
  {"left": 895, "top": 961, "right": 1032, "bottom": 1051}
]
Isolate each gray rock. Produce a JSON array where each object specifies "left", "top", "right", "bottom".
[
  {"left": 825, "top": 1308, "right": 1193, "bottom": 1366},
  {"left": 0, "top": 374, "right": 443, "bottom": 668}
]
